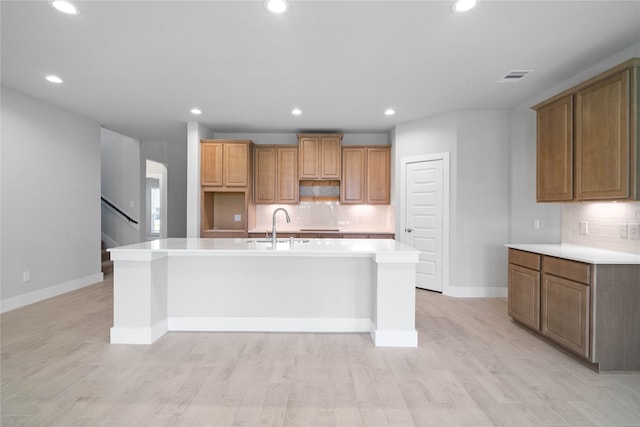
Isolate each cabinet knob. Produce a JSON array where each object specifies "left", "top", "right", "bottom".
[{"left": 405, "top": 228, "right": 413, "bottom": 233}]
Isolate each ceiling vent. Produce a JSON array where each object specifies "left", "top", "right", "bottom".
[{"left": 498, "top": 70, "right": 533, "bottom": 83}]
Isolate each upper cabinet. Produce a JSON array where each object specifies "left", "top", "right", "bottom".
[
  {"left": 298, "top": 133, "right": 342, "bottom": 180},
  {"left": 200, "top": 139, "right": 255, "bottom": 238},
  {"left": 575, "top": 71, "right": 630, "bottom": 200},
  {"left": 254, "top": 145, "right": 299, "bottom": 204},
  {"left": 341, "top": 146, "right": 391, "bottom": 205},
  {"left": 536, "top": 95, "right": 574, "bottom": 201},
  {"left": 533, "top": 58, "right": 639, "bottom": 202},
  {"left": 201, "top": 140, "right": 253, "bottom": 188}
]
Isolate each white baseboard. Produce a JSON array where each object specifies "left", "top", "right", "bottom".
[
  {"left": 370, "top": 327, "right": 418, "bottom": 347},
  {"left": 110, "top": 319, "right": 168, "bottom": 344},
  {"left": 168, "top": 316, "right": 371, "bottom": 333},
  {"left": 443, "top": 286, "right": 507, "bottom": 298},
  {"left": 1, "top": 273, "right": 104, "bottom": 313}
]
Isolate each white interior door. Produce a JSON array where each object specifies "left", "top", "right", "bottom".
[{"left": 405, "top": 160, "right": 444, "bottom": 292}]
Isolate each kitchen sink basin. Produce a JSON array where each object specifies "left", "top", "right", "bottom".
[{"left": 245, "top": 239, "right": 310, "bottom": 244}]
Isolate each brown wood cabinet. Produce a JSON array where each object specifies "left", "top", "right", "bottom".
[
  {"left": 533, "top": 58, "right": 639, "bottom": 202},
  {"left": 297, "top": 134, "right": 342, "bottom": 180},
  {"left": 341, "top": 146, "right": 391, "bottom": 204},
  {"left": 508, "top": 248, "right": 640, "bottom": 372},
  {"left": 541, "top": 272, "right": 590, "bottom": 358},
  {"left": 200, "top": 139, "right": 255, "bottom": 237},
  {"left": 508, "top": 263, "right": 541, "bottom": 331},
  {"left": 575, "top": 70, "right": 629, "bottom": 200},
  {"left": 254, "top": 146, "right": 276, "bottom": 203},
  {"left": 536, "top": 95, "right": 573, "bottom": 201},
  {"left": 254, "top": 146, "right": 299, "bottom": 204},
  {"left": 509, "top": 249, "right": 590, "bottom": 358},
  {"left": 201, "top": 140, "right": 253, "bottom": 188}
]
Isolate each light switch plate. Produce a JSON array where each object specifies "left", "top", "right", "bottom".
[
  {"left": 619, "top": 224, "right": 628, "bottom": 239},
  {"left": 533, "top": 218, "right": 540, "bottom": 230},
  {"left": 233, "top": 214, "right": 241, "bottom": 222},
  {"left": 579, "top": 221, "right": 588, "bottom": 235},
  {"left": 629, "top": 223, "right": 640, "bottom": 240}
]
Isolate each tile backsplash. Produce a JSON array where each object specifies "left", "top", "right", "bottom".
[
  {"left": 562, "top": 202, "right": 640, "bottom": 254},
  {"left": 254, "top": 202, "right": 395, "bottom": 233}
]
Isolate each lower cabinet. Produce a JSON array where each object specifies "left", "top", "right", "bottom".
[
  {"left": 508, "top": 264, "right": 540, "bottom": 330},
  {"left": 541, "top": 273, "right": 590, "bottom": 358},
  {"left": 508, "top": 249, "right": 591, "bottom": 360}
]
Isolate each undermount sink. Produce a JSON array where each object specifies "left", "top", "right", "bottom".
[{"left": 245, "top": 239, "right": 310, "bottom": 244}]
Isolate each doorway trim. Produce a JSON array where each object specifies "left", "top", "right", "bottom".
[{"left": 400, "top": 153, "right": 450, "bottom": 295}]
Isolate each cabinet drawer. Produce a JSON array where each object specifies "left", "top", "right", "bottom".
[
  {"left": 542, "top": 256, "right": 591, "bottom": 284},
  {"left": 508, "top": 249, "right": 541, "bottom": 271}
]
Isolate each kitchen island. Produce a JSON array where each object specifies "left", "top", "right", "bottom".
[{"left": 108, "top": 238, "right": 420, "bottom": 347}]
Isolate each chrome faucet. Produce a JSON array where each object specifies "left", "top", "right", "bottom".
[{"left": 272, "top": 208, "right": 291, "bottom": 246}]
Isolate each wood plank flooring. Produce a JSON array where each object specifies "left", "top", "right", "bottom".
[{"left": 1, "top": 276, "right": 639, "bottom": 426}]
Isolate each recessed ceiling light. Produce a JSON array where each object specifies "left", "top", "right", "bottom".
[
  {"left": 291, "top": 108, "right": 302, "bottom": 116},
  {"left": 46, "top": 75, "right": 63, "bottom": 84},
  {"left": 52, "top": 1, "right": 77, "bottom": 15},
  {"left": 265, "top": 0, "right": 289, "bottom": 14},
  {"left": 451, "top": 0, "right": 478, "bottom": 13},
  {"left": 384, "top": 109, "right": 396, "bottom": 116},
  {"left": 190, "top": 108, "right": 202, "bottom": 115}
]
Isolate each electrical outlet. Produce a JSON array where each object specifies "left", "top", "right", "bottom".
[
  {"left": 629, "top": 223, "right": 640, "bottom": 240},
  {"left": 533, "top": 218, "right": 540, "bottom": 230},
  {"left": 22, "top": 271, "right": 30, "bottom": 282},
  {"left": 579, "top": 221, "right": 588, "bottom": 235},
  {"left": 233, "top": 214, "right": 241, "bottom": 222},
  {"left": 618, "top": 223, "right": 628, "bottom": 239}
]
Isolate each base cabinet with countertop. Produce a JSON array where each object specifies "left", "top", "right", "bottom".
[{"left": 507, "top": 245, "right": 640, "bottom": 372}]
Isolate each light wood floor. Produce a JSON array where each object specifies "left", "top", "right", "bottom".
[{"left": 1, "top": 277, "right": 639, "bottom": 427}]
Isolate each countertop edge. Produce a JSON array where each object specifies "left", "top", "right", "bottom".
[{"left": 506, "top": 243, "right": 640, "bottom": 265}]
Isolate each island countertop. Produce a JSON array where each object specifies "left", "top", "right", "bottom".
[
  {"left": 506, "top": 243, "right": 640, "bottom": 264},
  {"left": 109, "top": 237, "right": 420, "bottom": 347},
  {"left": 109, "top": 237, "right": 419, "bottom": 262}
]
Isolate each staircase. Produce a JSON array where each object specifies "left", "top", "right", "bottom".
[{"left": 101, "top": 241, "right": 113, "bottom": 277}]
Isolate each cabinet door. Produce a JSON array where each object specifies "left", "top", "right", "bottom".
[
  {"left": 254, "top": 147, "right": 276, "bottom": 204},
  {"left": 299, "top": 136, "right": 320, "bottom": 179},
  {"left": 366, "top": 147, "right": 390, "bottom": 204},
  {"left": 320, "top": 136, "right": 342, "bottom": 179},
  {"left": 508, "top": 264, "right": 541, "bottom": 331},
  {"left": 277, "top": 147, "right": 299, "bottom": 203},
  {"left": 341, "top": 147, "right": 365, "bottom": 204},
  {"left": 224, "top": 143, "right": 249, "bottom": 187},
  {"left": 541, "top": 273, "right": 590, "bottom": 358},
  {"left": 536, "top": 95, "right": 573, "bottom": 202},
  {"left": 201, "top": 142, "right": 223, "bottom": 186},
  {"left": 575, "top": 70, "right": 629, "bottom": 200}
]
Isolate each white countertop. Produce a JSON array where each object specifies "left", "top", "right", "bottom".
[
  {"left": 248, "top": 227, "right": 395, "bottom": 234},
  {"left": 506, "top": 244, "right": 640, "bottom": 264},
  {"left": 109, "top": 238, "right": 419, "bottom": 263}
]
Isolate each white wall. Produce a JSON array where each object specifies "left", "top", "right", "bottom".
[
  {"left": 100, "top": 127, "right": 141, "bottom": 247},
  {"left": 1, "top": 87, "right": 103, "bottom": 311},
  {"left": 456, "top": 111, "right": 510, "bottom": 292},
  {"left": 186, "top": 122, "right": 214, "bottom": 238},
  {"left": 140, "top": 136, "right": 187, "bottom": 238},
  {"left": 393, "top": 110, "right": 510, "bottom": 297}
]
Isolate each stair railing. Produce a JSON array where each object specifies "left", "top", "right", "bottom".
[{"left": 101, "top": 196, "right": 139, "bottom": 225}]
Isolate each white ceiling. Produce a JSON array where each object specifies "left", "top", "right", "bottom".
[{"left": 2, "top": 1, "right": 639, "bottom": 142}]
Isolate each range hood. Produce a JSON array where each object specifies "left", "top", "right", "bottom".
[{"left": 299, "top": 180, "right": 340, "bottom": 201}]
